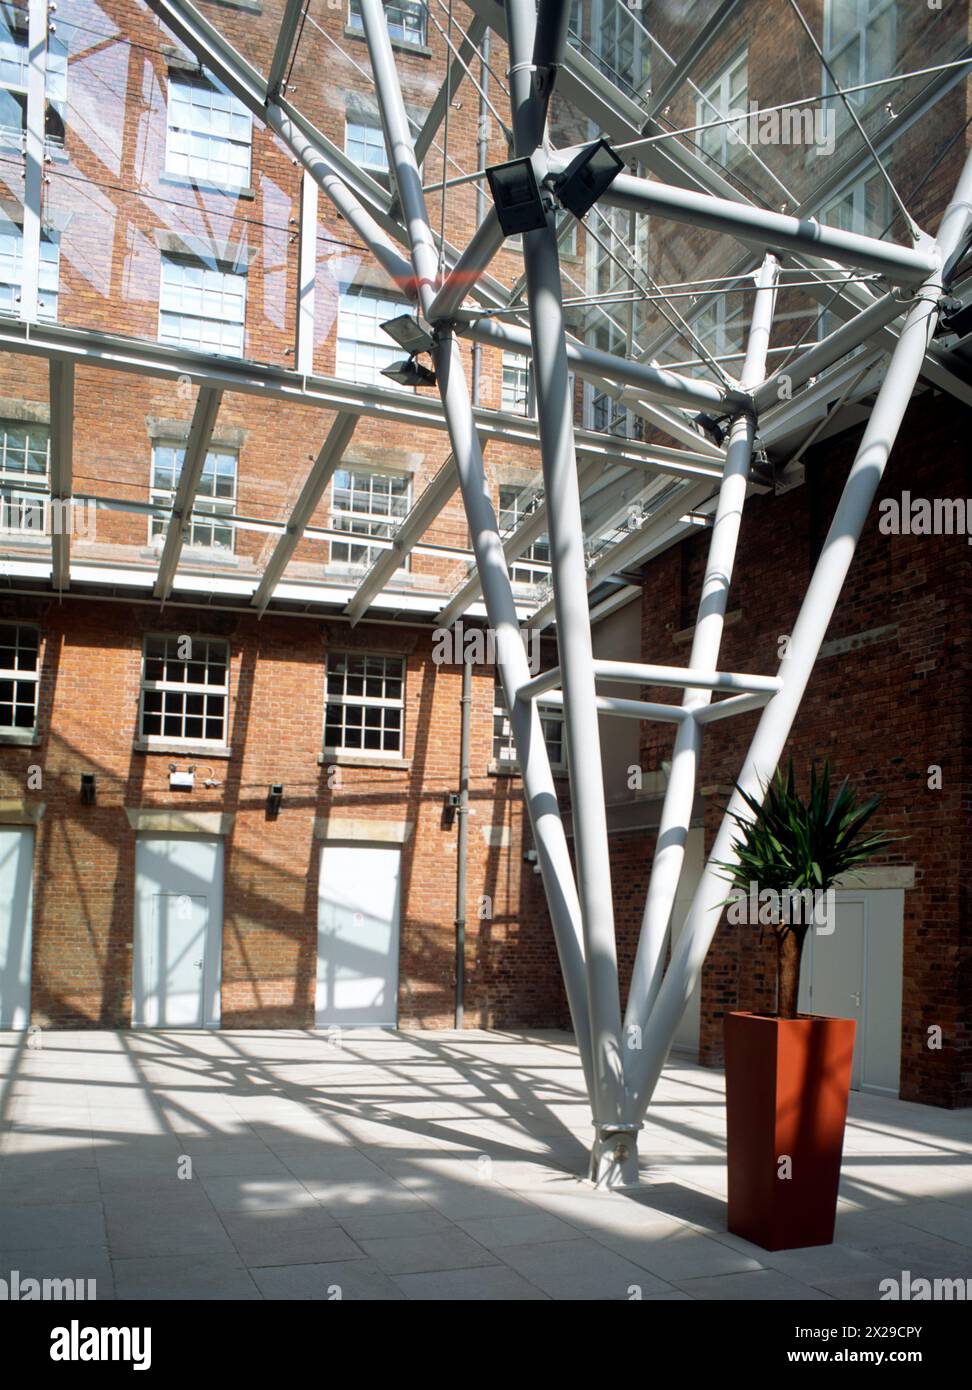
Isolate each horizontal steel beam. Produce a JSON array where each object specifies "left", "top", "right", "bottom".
[
  {"left": 535, "top": 690, "right": 690, "bottom": 724},
  {"left": 554, "top": 165, "right": 939, "bottom": 285},
  {"left": 693, "top": 690, "right": 777, "bottom": 724},
  {"left": 458, "top": 316, "right": 750, "bottom": 413},
  {"left": 0, "top": 318, "right": 713, "bottom": 478}
]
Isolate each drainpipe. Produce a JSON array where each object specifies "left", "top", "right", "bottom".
[
  {"left": 456, "top": 32, "right": 489, "bottom": 1030},
  {"left": 455, "top": 657, "right": 472, "bottom": 1029}
]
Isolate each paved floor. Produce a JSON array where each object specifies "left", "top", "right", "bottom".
[{"left": 1, "top": 1029, "right": 970, "bottom": 1300}]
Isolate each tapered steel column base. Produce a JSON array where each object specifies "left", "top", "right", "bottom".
[{"left": 588, "top": 1124, "right": 641, "bottom": 1189}]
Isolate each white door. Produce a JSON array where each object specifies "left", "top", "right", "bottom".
[
  {"left": 0, "top": 827, "right": 34, "bottom": 1028},
  {"left": 133, "top": 837, "right": 223, "bottom": 1028},
  {"left": 799, "top": 890, "right": 904, "bottom": 1095},
  {"left": 316, "top": 844, "right": 401, "bottom": 1027}
]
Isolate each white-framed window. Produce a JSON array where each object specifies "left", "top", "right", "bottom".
[
  {"left": 498, "top": 483, "right": 549, "bottom": 587},
  {"left": 586, "top": 318, "right": 633, "bottom": 436},
  {"left": 824, "top": 0, "right": 896, "bottom": 109},
  {"left": 0, "top": 419, "right": 49, "bottom": 484},
  {"left": 139, "top": 634, "right": 230, "bottom": 747},
  {"left": 165, "top": 74, "right": 252, "bottom": 189},
  {"left": 0, "top": 13, "right": 67, "bottom": 149},
  {"left": 158, "top": 254, "right": 247, "bottom": 357},
  {"left": 818, "top": 172, "right": 892, "bottom": 338},
  {"left": 150, "top": 443, "right": 237, "bottom": 552},
  {"left": 689, "top": 295, "right": 745, "bottom": 376},
  {"left": 0, "top": 622, "right": 40, "bottom": 734},
  {"left": 0, "top": 418, "right": 49, "bottom": 536},
  {"left": 501, "top": 352, "right": 532, "bottom": 416},
  {"left": 336, "top": 283, "right": 410, "bottom": 388},
  {"left": 593, "top": 0, "right": 649, "bottom": 101},
  {"left": 330, "top": 465, "right": 411, "bottom": 568},
  {"left": 344, "top": 115, "right": 388, "bottom": 172},
  {"left": 695, "top": 49, "right": 748, "bottom": 169},
  {"left": 492, "top": 670, "right": 565, "bottom": 772},
  {"left": 348, "top": 0, "right": 426, "bottom": 47},
  {"left": 0, "top": 220, "right": 59, "bottom": 320},
  {"left": 324, "top": 651, "right": 405, "bottom": 755}
]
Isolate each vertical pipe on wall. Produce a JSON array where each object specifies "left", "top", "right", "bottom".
[{"left": 455, "top": 657, "right": 472, "bottom": 1029}]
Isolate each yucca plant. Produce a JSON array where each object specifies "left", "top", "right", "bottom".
[{"left": 717, "top": 760, "right": 895, "bottom": 1019}]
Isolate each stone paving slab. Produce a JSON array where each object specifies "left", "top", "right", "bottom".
[{"left": 0, "top": 1028, "right": 970, "bottom": 1301}]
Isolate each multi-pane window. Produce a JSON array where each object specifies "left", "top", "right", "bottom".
[
  {"left": 593, "top": 0, "right": 649, "bottom": 100},
  {"left": 166, "top": 75, "right": 252, "bottom": 189},
  {"left": 587, "top": 319, "right": 633, "bottom": 436},
  {"left": 0, "top": 624, "right": 40, "bottom": 735},
  {"left": 150, "top": 444, "right": 237, "bottom": 552},
  {"left": 139, "top": 635, "right": 229, "bottom": 746},
  {"left": 501, "top": 353, "right": 531, "bottom": 416},
  {"left": 158, "top": 255, "right": 247, "bottom": 357},
  {"left": 492, "top": 671, "right": 565, "bottom": 772},
  {"left": 0, "top": 15, "right": 67, "bottom": 148},
  {"left": 696, "top": 50, "right": 748, "bottom": 168},
  {"left": 499, "top": 484, "right": 549, "bottom": 588},
  {"left": 0, "top": 419, "right": 49, "bottom": 535},
  {"left": 336, "top": 284, "right": 410, "bottom": 388},
  {"left": 818, "top": 173, "right": 891, "bottom": 338},
  {"left": 0, "top": 221, "right": 59, "bottom": 320},
  {"left": 824, "top": 0, "right": 895, "bottom": 108},
  {"left": 689, "top": 296, "right": 745, "bottom": 376},
  {"left": 345, "top": 116, "right": 388, "bottom": 172},
  {"left": 324, "top": 651, "right": 405, "bottom": 755},
  {"left": 331, "top": 466, "right": 411, "bottom": 567},
  {"left": 348, "top": 0, "right": 426, "bottom": 47}
]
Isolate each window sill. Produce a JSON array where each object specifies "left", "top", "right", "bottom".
[
  {"left": 0, "top": 731, "right": 40, "bottom": 747},
  {"left": 159, "top": 173, "right": 256, "bottom": 201},
  {"left": 319, "top": 750, "right": 412, "bottom": 770},
  {"left": 343, "top": 27, "right": 431, "bottom": 58},
  {"left": 488, "top": 759, "right": 568, "bottom": 780},
  {"left": 133, "top": 741, "right": 233, "bottom": 759}
]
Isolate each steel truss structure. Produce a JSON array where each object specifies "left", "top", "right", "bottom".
[{"left": 5, "top": 0, "right": 972, "bottom": 1184}]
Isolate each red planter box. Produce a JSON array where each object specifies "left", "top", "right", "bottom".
[{"left": 724, "top": 1011, "right": 856, "bottom": 1251}]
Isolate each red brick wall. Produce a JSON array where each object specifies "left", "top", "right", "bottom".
[
  {"left": 637, "top": 390, "right": 972, "bottom": 1107},
  {"left": 0, "top": 598, "right": 567, "bottom": 1030}
]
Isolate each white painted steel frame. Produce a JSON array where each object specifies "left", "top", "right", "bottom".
[{"left": 3, "top": 0, "right": 970, "bottom": 1186}]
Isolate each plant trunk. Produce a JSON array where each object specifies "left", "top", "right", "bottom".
[{"left": 776, "top": 928, "right": 804, "bottom": 1020}]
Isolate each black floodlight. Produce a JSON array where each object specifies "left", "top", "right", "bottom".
[
  {"left": 266, "top": 783, "right": 283, "bottom": 817},
  {"left": 485, "top": 157, "right": 547, "bottom": 237},
  {"left": 553, "top": 139, "right": 625, "bottom": 220},
  {"left": 939, "top": 296, "right": 972, "bottom": 339},
  {"left": 80, "top": 772, "right": 96, "bottom": 805},
  {"left": 381, "top": 314, "right": 434, "bottom": 354},
  {"left": 381, "top": 356, "right": 437, "bottom": 387}
]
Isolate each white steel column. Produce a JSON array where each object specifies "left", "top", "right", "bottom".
[
  {"left": 504, "top": 0, "right": 628, "bottom": 1182},
  {"left": 623, "top": 255, "right": 778, "bottom": 1048}
]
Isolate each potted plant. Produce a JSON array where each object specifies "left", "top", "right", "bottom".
[{"left": 716, "top": 760, "right": 894, "bottom": 1251}]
